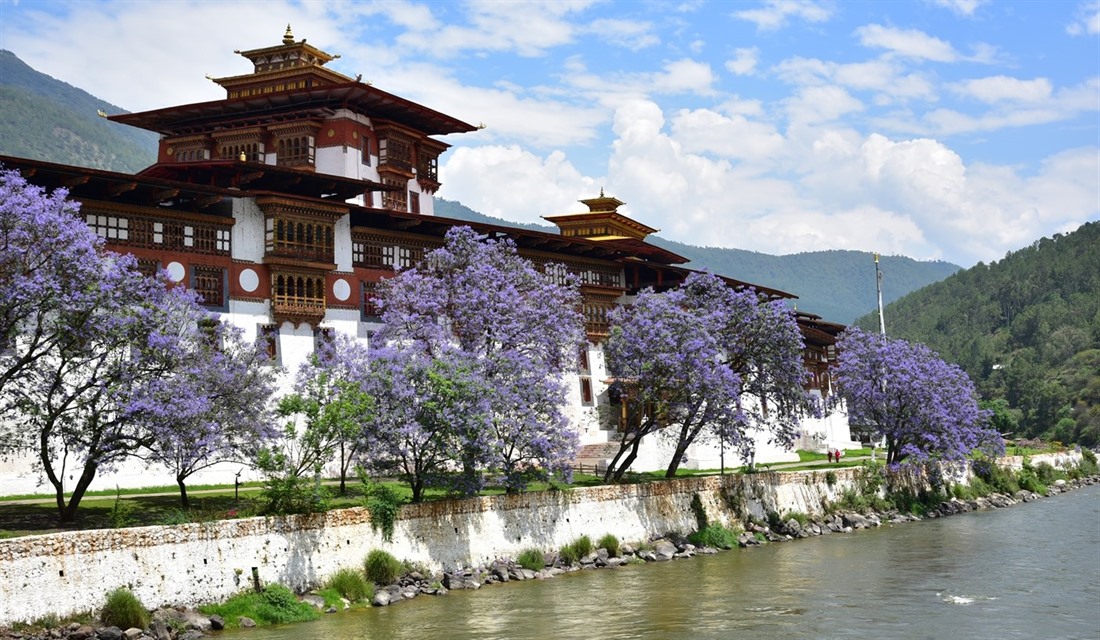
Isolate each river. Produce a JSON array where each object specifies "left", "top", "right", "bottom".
[{"left": 222, "top": 484, "right": 1100, "bottom": 639}]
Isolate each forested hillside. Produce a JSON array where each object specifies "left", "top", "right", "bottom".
[
  {"left": 856, "top": 221, "right": 1100, "bottom": 446},
  {"left": 0, "top": 50, "right": 156, "bottom": 173},
  {"left": 435, "top": 199, "right": 960, "bottom": 324}
]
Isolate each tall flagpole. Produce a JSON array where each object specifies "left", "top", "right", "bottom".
[{"left": 874, "top": 253, "right": 886, "bottom": 335}]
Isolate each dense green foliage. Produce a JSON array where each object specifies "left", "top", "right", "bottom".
[
  {"left": 516, "top": 548, "right": 546, "bottom": 571},
  {"left": 0, "top": 50, "right": 156, "bottom": 173},
  {"left": 434, "top": 199, "right": 960, "bottom": 324},
  {"left": 100, "top": 587, "right": 149, "bottom": 630},
  {"left": 324, "top": 568, "right": 373, "bottom": 603},
  {"left": 688, "top": 524, "right": 739, "bottom": 549},
  {"left": 200, "top": 585, "right": 320, "bottom": 627},
  {"left": 857, "top": 222, "right": 1100, "bottom": 446},
  {"left": 558, "top": 535, "right": 594, "bottom": 565},
  {"left": 364, "top": 549, "right": 403, "bottom": 584},
  {"left": 597, "top": 533, "right": 621, "bottom": 557}
]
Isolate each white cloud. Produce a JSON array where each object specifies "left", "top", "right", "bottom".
[
  {"left": 783, "top": 85, "right": 864, "bottom": 125},
  {"left": 854, "top": 24, "right": 959, "bottom": 62},
  {"left": 395, "top": 0, "right": 596, "bottom": 57},
  {"left": 651, "top": 58, "right": 717, "bottom": 94},
  {"left": 583, "top": 18, "right": 660, "bottom": 51},
  {"left": 950, "top": 76, "right": 1053, "bottom": 103},
  {"left": 733, "top": 0, "right": 835, "bottom": 31},
  {"left": 928, "top": 0, "right": 988, "bottom": 17},
  {"left": 669, "top": 108, "right": 785, "bottom": 164},
  {"left": 1067, "top": 1, "right": 1100, "bottom": 35},
  {"left": 438, "top": 145, "right": 597, "bottom": 223},
  {"left": 725, "top": 47, "right": 760, "bottom": 76}
]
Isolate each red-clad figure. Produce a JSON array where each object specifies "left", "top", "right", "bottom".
[{"left": 835, "top": 449, "right": 842, "bottom": 463}]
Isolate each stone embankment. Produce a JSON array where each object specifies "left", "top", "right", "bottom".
[{"left": 1, "top": 457, "right": 1094, "bottom": 639}]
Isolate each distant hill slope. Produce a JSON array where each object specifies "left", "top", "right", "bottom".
[
  {"left": 434, "top": 199, "right": 961, "bottom": 324},
  {"left": 855, "top": 221, "right": 1100, "bottom": 445},
  {"left": 0, "top": 50, "right": 156, "bottom": 173}
]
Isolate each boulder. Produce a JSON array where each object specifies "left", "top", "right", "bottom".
[
  {"left": 179, "top": 631, "right": 204, "bottom": 640},
  {"left": 96, "top": 628, "right": 123, "bottom": 640},
  {"left": 238, "top": 617, "right": 256, "bottom": 628},
  {"left": 372, "top": 591, "right": 393, "bottom": 607},
  {"left": 208, "top": 615, "right": 225, "bottom": 631},
  {"left": 301, "top": 594, "right": 327, "bottom": 611},
  {"left": 122, "top": 629, "right": 144, "bottom": 640},
  {"left": 653, "top": 539, "right": 677, "bottom": 561}
]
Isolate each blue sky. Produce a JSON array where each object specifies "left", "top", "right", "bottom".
[{"left": 1, "top": 0, "right": 1097, "bottom": 267}]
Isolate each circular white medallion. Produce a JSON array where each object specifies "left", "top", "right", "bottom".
[
  {"left": 239, "top": 268, "right": 259, "bottom": 293},
  {"left": 333, "top": 278, "right": 351, "bottom": 301},
  {"left": 165, "top": 261, "right": 186, "bottom": 283}
]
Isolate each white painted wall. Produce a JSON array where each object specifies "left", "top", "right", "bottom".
[{"left": 2, "top": 451, "right": 1079, "bottom": 626}]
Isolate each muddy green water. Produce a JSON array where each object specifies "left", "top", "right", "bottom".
[{"left": 222, "top": 484, "right": 1100, "bottom": 639}]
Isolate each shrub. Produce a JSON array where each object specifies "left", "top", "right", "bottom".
[
  {"left": 362, "top": 479, "right": 403, "bottom": 543},
  {"left": 559, "top": 535, "right": 593, "bottom": 565},
  {"left": 256, "top": 585, "right": 320, "bottom": 625},
  {"left": 972, "top": 457, "right": 1019, "bottom": 495},
  {"left": 570, "top": 535, "right": 593, "bottom": 558},
  {"left": 325, "top": 568, "right": 373, "bottom": 603},
  {"left": 107, "top": 489, "right": 137, "bottom": 529},
  {"left": 688, "top": 524, "right": 739, "bottom": 549},
  {"left": 597, "top": 533, "right": 621, "bottom": 557},
  {"left": 101, "top": 587, "right": 149, "bottom": 630},
  {"left": 825, "top": 470, "right": 838, "bottom": 487},
  {"left": 1080, "top": 449, "right": 1098, "bottom": 475},
  {"left": 364, "top": 549, "right": 403, "bottom": 584},
  {"left": 782, "top": 511, "right": 808, "bottom": 527},
  {"left": 1017, "top": 468, "right": 1047, "bottom": 494},
  {"left": 199, "top": 584, "right": 319, "bottom": 627},
  {"left": 516, "top": 548, "right": 546, "bottom": 571}
]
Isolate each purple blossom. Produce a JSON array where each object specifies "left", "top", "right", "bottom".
[
  {"left": 604, "top": 272, "right": 813, "bottom": 480},
  {"left": 834, "top": 327, "right": 1001, "bottom": 465},
  {"left": 365, "top": 227, "right": 584, "bottom": 496}
]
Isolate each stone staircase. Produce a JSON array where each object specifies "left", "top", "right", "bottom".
[{"left": 573, "top": 441, "right": 620, "bottom": 475}]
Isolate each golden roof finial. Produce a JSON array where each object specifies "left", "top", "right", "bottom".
[{"left": 283, "top": 24, "right": 295, "bottom": 45}]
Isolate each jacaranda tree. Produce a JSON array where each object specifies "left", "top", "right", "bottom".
[
  {"left": 362, "top": 347, "right": 489, "bottom": 503},
  {"left": 0, "top": 168, "right": 105, "bottom": 420},
  {"left": 603, "top": 272, "right": 813, "bottom": 481},
  {"left": 141, "top": 320, "right": 279, "bottom": 508},
  {"left": 369, "top": 226, "right": 585, "bottom": 495},
  {"left": 1, "top": 168, "right": 276, "bottom": 521},
  {"left": 835, "top": 327, "right": 1001, "bottom": 465}
]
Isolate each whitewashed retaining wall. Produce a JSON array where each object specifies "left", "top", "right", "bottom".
[{"left": 0, "top": 452, "right": 1080, "bottom": 626}]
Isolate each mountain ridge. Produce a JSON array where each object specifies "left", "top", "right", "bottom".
[{"left": 433, "top": 199, "right": 961, "bottom": 324}]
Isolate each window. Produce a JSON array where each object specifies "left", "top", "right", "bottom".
[
  {"left": 85, "top": 214, "right": 129, "bottom": 241},
  {"left": 382, "top": 178, "right": 408, "bottom": 211},
  {"left": 314, "top": 326, "right": 335, "bottom": 353},
  {"left": 216, "top": 228, "right": 231, "bottom": 252},
  {"left": 579, "top": 347, "right": 594, "bottom": 406},
  {"left": 267, "top": 217, "right": 334, "bottom": 262},
  {"left": 135, "top": 258, "right": 159, "bottom": 279},
  {"left": 361, "top": 281, "right": 382, "bottom": 319},
  {"left": 260, "top": 324, "right": 279, "bottom": 363},
  {"left": 362, "top": 136, "right": 372, "bottom": 166},
  {"left": 276, "top": 135, "right": 315, "bottom": 167},
  {"left": 191, "top": 265, "right": 226, "bottom": 308},
  {"left": 409, "top": 192, "right": 420, "bottom": 214}
]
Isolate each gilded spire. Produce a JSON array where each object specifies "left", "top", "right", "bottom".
[{"left": 283, "top": 24, "right": 295, "bottom": 45}]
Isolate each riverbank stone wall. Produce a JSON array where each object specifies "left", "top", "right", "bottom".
[{"left": 0, "top": 452, "right": 1080, "bottom": 626}]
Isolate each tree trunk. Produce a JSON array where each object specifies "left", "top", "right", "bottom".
[
  {"left": 178, "top": 475, "right": 190, "bottom": 509},
  {"left": 664, "top": 441, "right": 691, "bottom": 478},
  {"left": 60, "top": 460, "right": 98, "bottom": 524}
]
